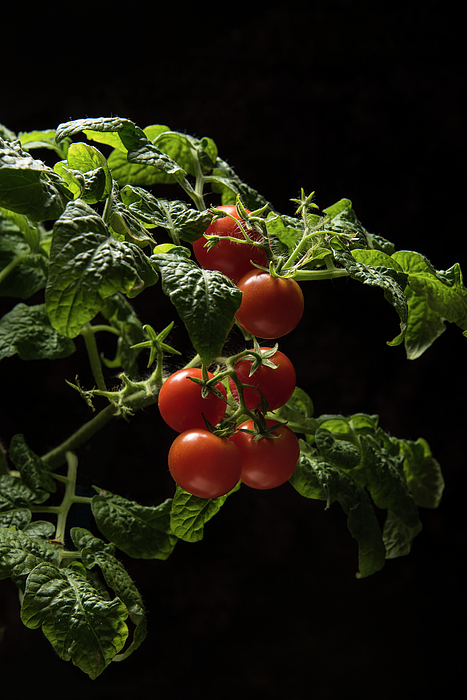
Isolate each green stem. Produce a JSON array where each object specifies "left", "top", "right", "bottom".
[
  {"left": 293, "top": 267, "right": 349, "bottom": 281},
  {"left": 55, "top": 453, "right": 78, "bottom": 542},
  {"left": 0, "top": 252, "right": 28, "bottom": 286},
  {"left": 80, "top": 323, "right": 107, "bottom": 391}
]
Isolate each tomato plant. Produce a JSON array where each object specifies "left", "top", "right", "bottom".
[
  {"left": 168, "top": 429, "right": 242, "bottom": 498},
  {"left": 234, "top": 269, "right": 305, "bottom": 339},
  {"left": 228, "top": 347, "right": 296, "bottom": 411},
  {"left": 193, "top": 204, "right": 268, "bottom": 282},
  {"left": 158, "top": 367, "right": 226, "bottom": 432},
  {"left": 0, "top": 115, "right": 456, "bottom": 679},
  {"left": 229, "top": 419, "right": 300, "bottom": 489}
]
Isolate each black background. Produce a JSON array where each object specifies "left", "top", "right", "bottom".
[{"left": 0, "top": 2, "right": 465, "bottom": 697}]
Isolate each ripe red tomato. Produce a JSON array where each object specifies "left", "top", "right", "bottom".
[
  {"left": 168, "top": 429, "right": 243, "bottom": 498},
  {"left": 193, "top": 204, "right": 267, "bottom": 283},
  {"left": 235, "top": 269, "right": 304, "bottom": 339},
  {"left": 229, "top": 419, "right": 300, "bottom": 489},
  {"left": 228, "top": 348, "right": 296, "bottom": 411},
  {"left": 158, "top": 368, "right": 226, "bottom": 432}
]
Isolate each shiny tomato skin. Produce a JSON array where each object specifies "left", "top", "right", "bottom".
[
  {"left": 235, "top": 269, "right": 305, "bottom": 339},
  {"left": 193, "top": 204, "right": 267, "bottom": 283},
  {"left": 229, "top": 419, "right": 300, "bottom": 490},
  {"left": 158, "top": 368, "right": 226, "bottom": 433},
  {"left": 228, "top": 348, "right": 296, "bottom": 411},
  {"left": 168, "top": 429, "right": 243, "bottom": 499}
]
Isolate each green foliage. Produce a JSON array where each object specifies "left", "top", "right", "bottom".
[{"left": 0, "top": 114, "right": 456, "bottom": 678}]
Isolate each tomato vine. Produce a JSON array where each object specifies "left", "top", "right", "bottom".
[{"left": 0, "top": 116, "right": 459, "bottom": 678}]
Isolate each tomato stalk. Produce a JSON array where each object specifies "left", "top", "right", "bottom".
[{"left": 29, "top": 452, "right": 91, "bottom": 548}]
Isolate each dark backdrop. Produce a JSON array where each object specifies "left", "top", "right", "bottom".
[{"left": 1, "top": 3, "right": 464, "bottom": 698}]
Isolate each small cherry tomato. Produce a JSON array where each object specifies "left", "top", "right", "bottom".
[
  {"left": 158, "top": 368, "right": 226, "bottom": 432},
  {"left": 228, "top": 348, "right": 296, "bottom": 411},
  {"left": 168, "top": 429, "right": 243, "bottom": 499},
  {"left": 235, "top": 269, "right": 305, "bottom": 339},
  {"left": 229, "top": 419, "right": 300, "bottom": 489},
  {"left": 193, "top": 204, "right": 267, "bottom": 282}
]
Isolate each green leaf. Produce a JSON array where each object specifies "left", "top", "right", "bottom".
[
  {"left": 0, "top": 136, "right": 72, "bottom": 221},
  {"left": 399, "top": 437, "right": 445, "bottom": 508},
  {"left": 0, "top": 206, "right": 41, "bottom": 251},
  {"left": 54, "top": 142, "right": 112, "bottom": 205},
  {"left": 382, "top": 509, "right": 423, "bottom": 559},
  {"left": 71, "top": 527, "right": 147, "bottom": 659},
  {"left": 360, "top": 434, "right": 421, "bottom": 530},
  {"left": 289, "top": 452, "right": 386, "bottom": 577},
  {"left": 9, "top": 434, "right": 56, "bottom": 493},
  {"left": 20, "top": 562, "right": 129, "bottom": 679},
  {"left": 0, "top": 474, "right": 49, "bottom": 528},
  {"left": 19, "top": 129, "right": 69, "bottom": 157},
  {"left": 274, "top": 386, "right": 318, "bottom": 436},
  {"left": 0, "top": 303, "right": 76, "bottom": 360},
  {"left": 334, "top": 249, "right": 408, "bottom": 346},
  {"left": 91, "top": 488, "right": 177, "bottom": 560},
  {"left": 0, "top": 525, "right": 61, "bottom": 589},
  {"left": 151, "top": 250, "right": 242, "bottom": 366},
  {"left": 0, "top": 225, "right": 47, "bottom": 299},
  {"left": 392, "top": 250, "right": 467, "bottom": 358},
  {"left": 170, "top": 484, "right": 239, "bottom": 543},
  {"left": 120, "top": 186, "right": 212, "bottom": 243},
  {"left": 45, "top": 199, "right": 158, "bottom": 337},
  {"left": 315, "top": 428, "right": 362, "bottom": 470}
]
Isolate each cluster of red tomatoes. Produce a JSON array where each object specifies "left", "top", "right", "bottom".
[
  {"left": 193, "top": 204, "right": 305, "bottom": 339},
  {"left": 158, "top": 205, "right": 304, "bottom": 499}
]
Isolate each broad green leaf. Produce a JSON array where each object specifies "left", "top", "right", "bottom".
[
  {"left": 54, "top": 142, "right": 112, "bottom": 205},
  {"left": 289, "top": 453, "right": 386, "bottom": 577},
  {"left": 0, "top": 474, "right": 49, "bottom": 528},
  {"left": 120, "top": 186, "right": 212, "bottom": 243},
  {"left": 0, "top": 227, "right": 47, "bottom": 299},
  {"left": 152, "top": 250, "right": 242, "bottom": 365},
  {"left": 20, "top": 562, "right": 128, "bottom": 679},
  {"left": 0, "top": 206, "right": 41, "bottom": 251},
  {"left": 170, "top": 484, "right": 239, "bottom": 543},
  {"left": 399, "top": 437, "right": 445, "bottom": 508},
  {"left": 55, "top": 117, "right": 139, "bottom": 151},
  {"left": 334, "top": 250, "right": 408, "bottom": 346},
  {"left": 71, "top": 527, "right": 147, "bottom": 659},
  {"left": 9, "top": 434, "right": 56, "bottom": 493},
  {"left": 360, "top": 435, "right": 421, "bottom": 530},
  {"left": 392, "top": 250, "right": 467, "bottom": 358},
  {"left": 382, "top": 509, "right": 423, "bottom": 559},
  {"left": 315, "top": 428, "right": 362, "bottom": 470},
  {"left": 19, "top": 128, "right": 66, "bottom": 155},
  {"left": 45, "top": 199, "right": 158, "bottom": 337},
  {"left": 0, "top": 136, "right": 72, "bottom": 221},
  {"left": 152, "top": 130, "right": 218, "bottom": 177},
  {"left": 109, "top": 199, "right": 157, "bottom": 248},
  {"left": 91, "top": 488, "right": 177, "bottom": 560},
  {"left": 0, "top": 525, "right": 60, "bottom": 589},
  {"left": 0, "top": 303, "right": 76, "bottom": 360}
]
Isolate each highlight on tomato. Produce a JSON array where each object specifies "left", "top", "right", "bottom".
[
  {"left": 168, "top": 428, "right": 243, "bottom": 499},
  {"left": 234, "top": 269, "right": 305, "bottom": 339},
  {"left": 229, "top": 419, "right": 300, "bottom": 490},
  {"left": 228, "top": 348, "right": 296, "bottom": 411},
  {"left": 158, "top": 368, "right": 226, "bottom": 433},
  {"left": 193, "top": 204, "right": 267, "bottom": 282}
]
